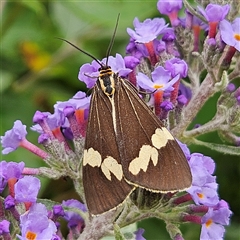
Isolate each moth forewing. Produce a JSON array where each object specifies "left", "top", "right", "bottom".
[
  {"left": 115, "top": 78, "right": 192, "bottom": 192},
  {"left": 83, "top": 82, "right": 134, "bottom": 215}
]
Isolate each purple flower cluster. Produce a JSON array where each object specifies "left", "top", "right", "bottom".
[
  {"left": 184, "top": 152, "right": 232, "bottom": 239},
  {"left": 1, "top": 0, "right": 238, "bottom": 239},
  {"left": 17, "top": 203, "right": 57, "bottom": 240},
  {"left": 0, "top": 160, "right": 87, "bottom": 239}
]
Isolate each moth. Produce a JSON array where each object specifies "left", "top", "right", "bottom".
[{"left": 61, "top": 15, "right": 192, "bottom": 215}]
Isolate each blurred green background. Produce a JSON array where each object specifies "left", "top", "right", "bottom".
[{"left": 1, "top": 1, "right": 239, "bottom": 239}]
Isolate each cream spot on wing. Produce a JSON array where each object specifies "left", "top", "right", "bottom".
[
  {"left": 151, "top": 128, "right": 174, "bottom": 149},
  {"left": 83, "top": 148, "right": 102, "bottom": 167},
  {"left": 129, "top": 145, "right": 159, "bottom": 175},
  {"left": 150, "top": 147, "right": 158, "bottom": 166},
  {"left": 101, "top": 156, "right": 123, "bottom": 181},
  {"left": 101, "top": 162, "right": 111, "bottom": 181}
]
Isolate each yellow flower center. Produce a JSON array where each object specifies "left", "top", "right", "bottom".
[
  {"left": 154, "top": 84, "right": 163, "bottom": 89},
  {"left": 234, "top": 33, "right": 240, "bottom": 41},
  {"left": 26, "top": 231, "right": 37, "bottom": 240},
  {"left": 197, "top": 193, "right": 204, "bottom": 199},
  {"left": 206, "top": 218, "right": 213, "bottom": 228}
]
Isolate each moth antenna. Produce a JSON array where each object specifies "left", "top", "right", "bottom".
[
  {"left": 105, "top": 13, "right": 120, "bottom": 66},
  {"left": 57, "top": 37, "right": 103, "bottom": 67}
]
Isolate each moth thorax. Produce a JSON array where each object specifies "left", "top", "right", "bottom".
[{"left": 99, "top": 73, "right": 116, "bottom": 97}]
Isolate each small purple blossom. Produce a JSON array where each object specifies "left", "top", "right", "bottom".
[
  {"left": 33, "top": 110, "right": 66, "bottom": 131},
  {"left": 78, "top": 54, "right": 132, "bottom": 88},
  {"left": 0, "top": 161, "right": 25, "bottom": 181},
  {"left": 18, "top": 203, "right": 57, "bottom": 240},
  {"left": 177, "top": 140, "right": 191, "bottom": 160},
  {"left": 137, "top": 66, "right": 179, "bottom": 92},
  {"left": 126, "top": 37, "right": 149, "bottom": 59},
  {"left": 0, "top": 220, "right": 10, "bottom": 234},
  {"left": 189, "top": 184, "right": 219, "bottom": 206},
  {"left": 38, "top": 133, "right": 50, "bottom": 144},
  {"left": 219, "top": 18, "right": 240, "bottom": 51},
  {"left": 179, "top": 83, "right": 192, "bottom": 101},
  {"left": 78, "top": 61, "right": 99, "bottom": 88},
  {"left": 134, "top": 228, "right": 146, "bottom": 240},
  {"left": 160, "top": 100, "right": 174, "bottom": 111},
  {"left": 198, "top": 4, "right": 230, "bottom": 22},
  {"left": 162, "top": 28, "right": 175, "bottom": 41},
  {"left": 53, "top": 205, "right": 65, "bottom": 217},
  {"left": 62, "top": 199, "right": 87, "bottom": 228},
  {"left": 127, "top": 17, "right": 168, "bottom": 43},
  {"left": 124, "top": 56, "right": 140, "bottom": 69},
  {"left": 201, "top": 201, "right": 232, "bottom": 240},
  {"left": 55, "top": 91, "right": 90, "bottom": 114},
  {"left": 4, "top": 195, "right": 15, "bottom": 209},
  {"left": 165, "top": 58, "right": 188, "bottom": 78},
  {"left": 157, "top": 0, "right": 182, "bottom": 26},
  {"left": 177, "top": 94, "right": 188, "bottom": 106},
  {"left": 32, "top": 111, "right": 49, "bottom": 124},
  {"left": 1, "top": 120, "right": 27, "bottom": 154},
  {"left": 15, "top": 176, "right": 41, "bottom": 203},
  {"left": 157, "top": 0, "right": 182, "bottom": 15},
  {"left": 226, "top": 83, "right": 236, "bottom": 92},
  {"left": 187, "top": 153, "right": 219, "bottom": 206}
]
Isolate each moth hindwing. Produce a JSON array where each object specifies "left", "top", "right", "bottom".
[{"left": 83, "top": 69, "right": 192, "bottom": 215}]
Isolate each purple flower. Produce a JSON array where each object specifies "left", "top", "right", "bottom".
[
  {"left": 165, "top": 58, "right": 188, "bottom": 78},
  {"left": 52, "top": 205, "right": 65, "bottom": 217},
  {"left": 177, "top": 140, "right": 191, "bottom": 160},
  {"left": 137, "top": 66, "right": 179, "bottom": 92},
  {"left": 126, "top": 37, "right": 149, "bottom": 59},
  {"left": 179, "top": 83, "right": 192, "bottom": 101},
  {"left": 226, "top": 83, "right": 236, "bottom": 93},
  {"left": 187, "top": 153, "right": 219, "bottom": 206},
  {"left": 55, "top": 91, "right": 90, "bottom": 114},
  {"left": 134, "top": 228, "right": 146, "bottom": 240},
  {"left": 157, "top": 0, "right": 182, "bottom": 15},
  {"left": 160, "top": 100, "right": 174, "bottom": 111},
  {"left": 124, "top": 56, "right": 140, "bottom": 69},
  {"left": 1, "top": 120, "right": 27, "bottom": 154},
  {"left": 219, "top": 18, "right": 240, "bottom": 51},
  {"left": 127, "top": 17, "right": 168, "bottom": 43},
  {"left": 78, "top": 61, "right": 99, "bottom": 88},
  {"left": 32, "top": 111, "right": 49, "bottom": 124},
  {"left": 0, "top": 161, "right": 25, "bottom": 181},
  {"left": 18, "top": 203, "right": 57, "bottom": 240},
  {"left": 62, "top": 199, "right": 87, "bottom": 228},
  {"left": 0, "top": 220, "right": 10, "bottom": 234},
  {"left": 189, "top": 184, "right": 219, "bottom": 206},
  {"left": 15, "top": 176, "right": 40, "bottom": 203},
  {"left": 198, "top": 4, "right": 230, "bottom": 22},
  {"left": 177, "top": 94, "right": 188, "bottom": 106},
  {"left": 33, "top": 110, "right": 66, "bottom": 131},
  {"left": 78, "top": 54, "right": 132, "bottom": 88},
  {"left": 162, "top": 28, "right": 175, "bottom": 41},
  {"left": 157, "top": 0, "right": 182, "bottom": 26},
  {"left": 213, "top": 200, "right": 232, "bottom": 225},
  {"left": 4, "top": 195, "right": 15, "bottom": 209},
  {"left": 200, "top": 201, "right": 232, "bottom": 240}
]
